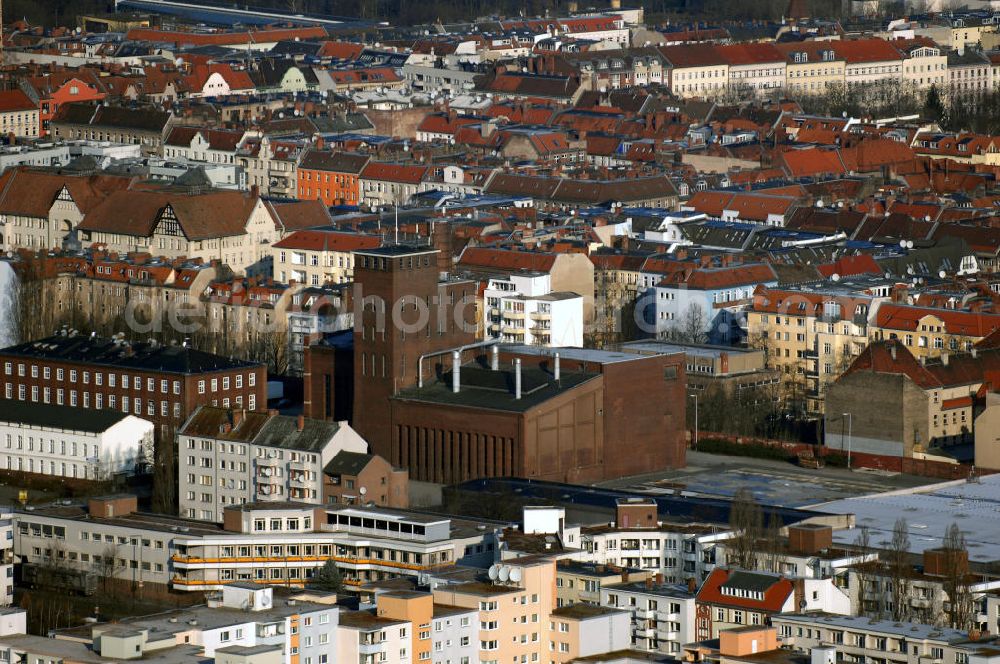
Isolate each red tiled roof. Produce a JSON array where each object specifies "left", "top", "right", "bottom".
[
  {"left": 780, "top": 148, "right": 846, "bottom": 178},
  {"left": 875, "top": 303, "right": 1000, "bottom": 337},
  {"left": 816, "top": 255, "right": 882, "bottom": 278},
  {"left": 458, "top": 246, "right": 557, "bottom": 272},
  {"left": 360, "top": 163, "right": 429, "bottom": 185},
  {"left": 942, "top": 395, "right": 973, "bottom": 410},
  {"left": 0, "top": 89, "right": 37, "bottom": 112},
  {"left": 664, "top": 263, "right": 776, "bottom": 290},
  {"left": 272, "top": 230, "right": 380, "bottom": 252},
  {"left": 696, "top": 568, "right": 794, "bottom": 613}
]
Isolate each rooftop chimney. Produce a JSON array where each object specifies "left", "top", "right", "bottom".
[
  {"left": 491, "top": 344, "right": 499, "bottom": 371},
  {"left": 296, "top": 414, "right": 305, "bottom": 432},
  {"left": 452, "top": 350, "right": 461, "bottom": 393},
  {"left": 554, "top": 353, "right": 560, "bottom": 381},
  {"left": 515, "top": 358, "right": 522, "bottom": 400}
]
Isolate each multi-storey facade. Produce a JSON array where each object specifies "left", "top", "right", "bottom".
[
  {"left": 297, "top": 150, "right": 370, "bottom": 207},
  {"left": 746, "top": 281, "right": 887, "bottom": 415},
  {"left": 870, "top": 303, "right": 1000, "bottom": 360},
  {"left": 352, "top": 245, "right": 478, "bottom": 460},
  {"left": 431, "top": 557, "right": 557, "bottom": 664},
  {"left": 0, "top": 400, "right": 153, "bottom": 480},
  {"left": 272, "top": 230, "right": 381, "bottom": 286},
  {"left": 601, "top": 580, "right": 696, "bottom": 657},
  {"left": 484, "top": 273, "right": 583, "bottom": 347},
  {"left": 0, "top": 90, "right": 40, "bottom": 138},
  {"left": 177, "top": 407, "right": 368, "bottom": 522},
  {"left": 0, "top": 333, "right": 266, "bottom": 441}
]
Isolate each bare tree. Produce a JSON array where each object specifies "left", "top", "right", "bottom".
[
  {"left": 761, "top": 513, "right": 785, "bottom": 574},
  {"left": 942, "top": 522, "right": 974, "bottom": 630},
  {"left": 889, "top": 518, "right": 913, "bottom": 622},
  {"left": 852, "top": 526, "right": 883, "bottom": 618},
  {"left": 727, "top": 488, "right": 764, "bottom": 570}
]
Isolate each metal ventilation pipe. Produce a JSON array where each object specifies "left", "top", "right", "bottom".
[
  {"left": 491, "top": 344, "right": 499, "bottom": 371},
  {"left": 554, "top": 352, "right": 560, "bottom": 381},
  {"left": 515, "top": 358, "right": 522, "bottom": 400},
  {"left": 452, "top": 351, "right": 461, "bottom": 393}
]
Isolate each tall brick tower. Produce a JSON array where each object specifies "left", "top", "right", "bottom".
[{"left": 352, "top": 245, "right": 476, "bottom": 459}]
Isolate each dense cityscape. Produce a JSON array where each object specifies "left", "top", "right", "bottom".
[{"left": 0, "top": 0, "right": 997, "bottom": 662}]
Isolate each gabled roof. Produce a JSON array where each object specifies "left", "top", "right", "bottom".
[
  {"left": 661, "top": 263, "right": 777, "bottom": 290},
  {"left": 696, "top": 568, "right": 794, "bottom": 612},
  {"left": 0, "top": 89, "right": 37, "bottom": 112},
  {"left": 78, "top": 189, "right": 262, "bottom": 240},
  {"left": 0, "top": 167, "right": 134, "bottom": 219},
  {"left": 458, "top": 246, "right": 557, "bottom": 272},
  {"left": 272, "top": 230, "right": 380, "bottom": 252},
  {"left": 299, "top": 150, "right": 370, "bottom": 174},
  {"left": 875, "top": 303, "right": 1000, "bottom": 338},
  {"left": 360, "top": 162, "right": 429, "bottom": 185}
]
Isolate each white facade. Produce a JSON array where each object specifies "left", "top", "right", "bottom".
[
  {"left": 178, "top": 409, "right": 368, "bottom": 522},
  {"left": 485, "top": 273, "right": 584, "bottom": 347},
  {"left": 600, "top": 583, "right": 696, "bottom": 657},
  {"left": 581, "top": 525, "right": 729, "bottom": 583},
  {"left": 0, "top": 405, "right": 153, "bottom": 480}
]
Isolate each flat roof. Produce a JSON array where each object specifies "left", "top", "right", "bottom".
[
  {"left": 502, "top": 344, "right": 653, "bottom": 364},
  {"left": 774, "top": 613, "right": 969, "bottom": 642},
  {"left": 813, "top": 474, "right": 1000, "bottom": 565}
]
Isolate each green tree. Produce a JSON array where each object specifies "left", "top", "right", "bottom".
[{"left": 312, "top": 560, "right": 344, "bottom": 593}]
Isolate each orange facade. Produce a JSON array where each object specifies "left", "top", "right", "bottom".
[
  {"left": 298, "top": 168, "right": 360, "bottom": 207},
  {"left": 40, "top": 78, "right": 105, "bottom": 136}
]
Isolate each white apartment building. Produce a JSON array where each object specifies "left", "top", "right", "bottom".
[
  {"left": 177, "top": 407, "right": 367, "bottom": 522},
  {"left": 0, "top": 400, "right": 153, "bottom": 480},
  {"left": 484, "top": 273, "right": 584, "bottom": 347},
  {"left": 774, "top": 613, "right": 980, "bottom": 664},
  {"left": 581, "top": 523, "right": 727, "bottom": 584},
  {"left": 600, "top": 580, "right": 696, "bottom": 657}
]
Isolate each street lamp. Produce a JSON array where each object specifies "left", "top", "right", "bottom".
[
  {"left": 689, "top": 393, "right": 699, "bottom": 451},
  {"left": 841, "top": 412, "right": 852, "bottom": 469}
]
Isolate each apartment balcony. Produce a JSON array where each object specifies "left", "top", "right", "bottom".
[
  {"left": 288, "top": 473, "right": 314, "bottom": 486},
  {"left": 502, "top": 324, "right": 525, "bottom": 335},
  {"left": 530, "top": 311, "right": 551, "bottom": 321},
  {"left": 257, "top": 456, "right": 279, "bottom": 467},
  {"left": 657, "top": 611, "right": 680, "bottom": 623},
  {"left": 911, "top": 597, "right": 932, "bottom": 608},
  {"left": 633, "top": 608, "right": 655, "bottom": 620},
  {"left": 633, "top": 625, "right": 656, "bottom": 639},
  {"left": 359, "top": 639, "right": 385, "bottom": 655},
  {"left": 503, "top": 310, "right": 525, "bottom": 320},
  {"left": 803, "top": 346, "right": 818, "bottom": 359},
  {"left": 657, "top": 628, "right": 679, "bottom": 641}
]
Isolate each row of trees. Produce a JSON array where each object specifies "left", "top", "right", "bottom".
[{"left": 728, "top": 489, "right": 977, "bottom": 630}]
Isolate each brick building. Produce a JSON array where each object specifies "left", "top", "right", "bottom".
[
  {"left": 0, "top": 333, "right": 267, "bottom": 443},
  {"left": 323, "top": 450, "right": 409, "bottom": 508},
  {"left": 351, "top": 245, "right": 478, "bottom": 460},
  {"left": 387, "top": 345, "right": 686, "bottom": 484}
]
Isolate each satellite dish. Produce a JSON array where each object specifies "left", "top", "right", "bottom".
[
  {"left": 488, "top": 565, "right": 499, "bottom": 581},
  {"left": 831, "top": 273, "right": 840, "bottom": 282},
  {"left": 498, "top": 566, "right": 510, "bottom": 582},
  {"left": 899, "top": 239, "right": 906, "bottom": 247},
  {"left": 359, "top": 486, "right": 367, "bottom": 496},
  {"left": 939, "top": 270, "right": 947, "bottom": 279},
  {"left": 509, "top": 567, "right": 522, "bottom": 583}
]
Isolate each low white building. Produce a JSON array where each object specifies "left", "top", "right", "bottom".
[
  {"left": 484, "top": 273, "right": 583, "bottom": 347},
  {"left": 0, "top": 400, "right": 153, "bottom": 480}
]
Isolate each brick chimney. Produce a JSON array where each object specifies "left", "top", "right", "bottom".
[{"left": 297, "top": 414, "right": 305, "bottom": 432}]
